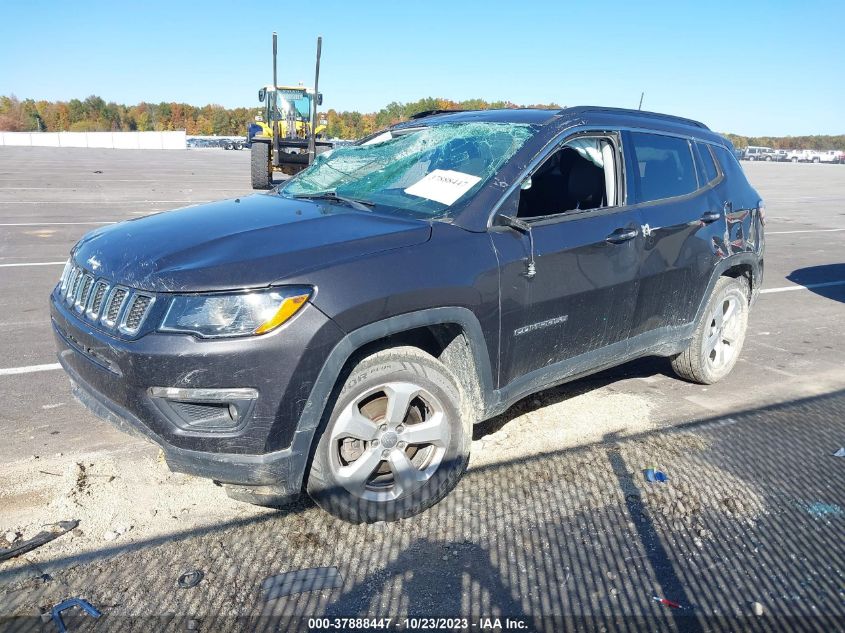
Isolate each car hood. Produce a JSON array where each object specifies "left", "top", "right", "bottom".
[{"left": 72, "top": 194, "right": 432, "bottom": 292}]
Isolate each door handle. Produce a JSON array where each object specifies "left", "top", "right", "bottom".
[
  {"left": 700, "top": 211, "right": 722, "bottom": 223},
  {"left": 605, "top": 228, "right": 638, "bottom": 244}
]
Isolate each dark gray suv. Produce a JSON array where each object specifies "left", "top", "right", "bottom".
[{"left": 51, "top": 107, "right": 765, "bottom": 522}]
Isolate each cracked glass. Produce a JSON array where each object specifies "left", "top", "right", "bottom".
[{"left": 279, "top": 122, "right": 536, "bottom": 219}]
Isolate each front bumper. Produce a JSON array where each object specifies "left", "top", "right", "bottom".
[{"left": 51, "top": 288, "right": 345, "bottom": 495}]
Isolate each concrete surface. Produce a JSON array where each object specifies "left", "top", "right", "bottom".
[{"left": 0, "top": 148, "right": 843, "bottom": 630}]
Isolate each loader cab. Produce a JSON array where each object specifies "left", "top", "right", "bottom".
[{"left": 258, "top": 85, "right": 322, "bottom": 140}]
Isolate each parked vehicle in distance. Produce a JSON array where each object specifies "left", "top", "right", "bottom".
[
  {"left": 51, "top": 106, "right": 765, "bottom": 522},
  {"left": 770, "top": 149, "right": 789, "bottom": 162},
  {"left": 223, "top": 139, "right": 244, "bottom": 150},
  {"left": 819, "top": 150, "right": 845, "bottom": 164},
  {"left": 742, "top": 145, "right": 776, "bottom": 161}
]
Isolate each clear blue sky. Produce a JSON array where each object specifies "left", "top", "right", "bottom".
[{"left": 1, "top": 0, "right": 843, "bottom": 136}]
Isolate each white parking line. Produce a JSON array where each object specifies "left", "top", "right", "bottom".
[
  {"left": 0, "top": 261, "right": 65, "bottom": 267},
  {"left": 0, "top": 363, "right": 61, "bottom": 376},
  {"left": 767, "top": 228, "right": 845, "bottom": 235},
  {"left": 0, "top": 222, "right": 116, "bottom": 226},
  {"left": 761, "top": 280, "right": 845, "bottom": 294}
]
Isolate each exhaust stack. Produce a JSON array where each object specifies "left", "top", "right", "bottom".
[{"left": 308, "top": 36, "right": 323, "bottom": 165}]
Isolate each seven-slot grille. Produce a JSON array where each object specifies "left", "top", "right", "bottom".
[{"left": 58, "top": 263, "right": 155, "bottom": 336}]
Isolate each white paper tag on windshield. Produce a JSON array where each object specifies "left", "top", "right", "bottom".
[{"left": 404, "top": 169, "right": 482, "bottom": 206}]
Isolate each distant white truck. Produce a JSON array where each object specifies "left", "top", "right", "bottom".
[
  {"left": 819, "top": 150, "right": 845, "bottom": 164},
  {"left": 785, "top": 149, "right": 819, "bottom": 163}
]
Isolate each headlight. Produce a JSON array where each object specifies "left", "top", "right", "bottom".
[{"left": 160, "top": 287, "right": 311, "bottom": 338}]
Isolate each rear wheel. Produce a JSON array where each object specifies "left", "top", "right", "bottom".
[
  {"left": 250, "top": 142, "right": 272, "bottom": 189},
  {"left": 671, "top": 276, "right": 749, "bottom": 384},
  {"left": 307, "top": 347, "right": 471, "bottom": 523}
]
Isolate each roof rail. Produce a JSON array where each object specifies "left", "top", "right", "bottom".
[
  {"left": 409, "top": 109, "right": 468, "bottom": 120},
  {"left": 563, "top": 106, "right": 709, "bottom": 130}
]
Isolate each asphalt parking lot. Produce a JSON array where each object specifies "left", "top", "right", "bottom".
[{"left": 1, "top": 148, "right": 843, "bottom": 631}]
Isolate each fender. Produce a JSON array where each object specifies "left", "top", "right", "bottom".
[
  {"left": 286, "top": 306, "right": 495, "bottom": 488},
  {"left": 691, "top": 253, "right": 763, "bottom": 327}
]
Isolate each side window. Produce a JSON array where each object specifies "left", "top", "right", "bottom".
[
  {"left": 712, "top": 145, "right": 750, "bottom": 185},
  {"left": 517, "top": 136, "right": 618, "bottom": 219},
  {"left": 629, "top": 132, "right": 697, "bottom": 202},
  {"left": 696, "top": 142, "right": 719, "bottom": 184}
]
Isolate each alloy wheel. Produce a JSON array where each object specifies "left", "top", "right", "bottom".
[
  {"left": 704, "top": 295, "right": 743, "bottom": 370},
  {"left": 328, "top": 382, "right": 450, "bottom": 502}
]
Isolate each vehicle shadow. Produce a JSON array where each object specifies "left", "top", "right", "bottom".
[
  {"left": 786, "top": 263, "right": 845, "bottom": 303},
  {"left": 1, "top": 390, "right": 844, "bottom": 631}
]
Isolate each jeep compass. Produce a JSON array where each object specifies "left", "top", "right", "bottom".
[{"left": 51, "top": 107, "right": 764, "bottom": 522}]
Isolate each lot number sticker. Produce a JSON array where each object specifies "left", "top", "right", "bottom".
[{"left": 404, "top": 169, "right": 482, "bottom": 206}]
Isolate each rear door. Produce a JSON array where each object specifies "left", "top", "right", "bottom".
[{"left": 622, "top": 131, "right": 727, "bottom": 340}]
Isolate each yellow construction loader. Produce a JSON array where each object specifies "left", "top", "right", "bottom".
[{"left": 246, "top": 33, "right": 331, "bottom": 188}]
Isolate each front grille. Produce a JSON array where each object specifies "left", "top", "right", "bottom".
[
  {"left": 59, "top": 264, "right": 155, "bottom": 336},
  {"left": 120, "top": 294, "right": 154, "bottom": 334},
  {"left": 104, "top": 288, "right": 128, "bottom": 325},
  {"left": 87, "top": 281, "right": 109, "bottom": 319},
  {"left": 74, "top": 275, "right": 94, "bottom": 312},
  {"left": 67, "top": 268, "right": 83, "bottom": 302}
]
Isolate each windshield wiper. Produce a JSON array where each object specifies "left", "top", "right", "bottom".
[{"left": 290, "top": 192, "right": 374, "bottom": 212}]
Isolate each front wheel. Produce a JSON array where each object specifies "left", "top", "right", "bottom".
[
  {"left": 671, "top": 276, "right": 749, "bottom": 384},
  {"left": 307, "top": 347, "right": 471, "bottom": 523}
]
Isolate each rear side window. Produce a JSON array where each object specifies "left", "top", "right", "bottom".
[
  {"left": 696, "top": 142, "right": 719, "bottom": 184},
  {"left": 712, "top": 144, "right": 749, "bottom": 184},
  {"left": 629, "top": 132, "right": 697, "bottom": 202}
]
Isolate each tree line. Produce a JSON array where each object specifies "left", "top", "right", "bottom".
[{"left": 1, "top": 94, "right": 842, "bottom": 149}]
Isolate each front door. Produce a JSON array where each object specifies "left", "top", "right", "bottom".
[{"left": 490, "top": 133, "right": 645, "bottom": 388}]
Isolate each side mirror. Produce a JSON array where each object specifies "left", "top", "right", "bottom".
[
  {"left": 520, "top": 177, "right": 532, "bottom": 191},
  {"left": 258, "top": 88, "right": 267, "bottom": 103}
]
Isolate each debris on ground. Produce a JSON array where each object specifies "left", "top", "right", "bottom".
[
  {"left": 833, "top": 447, "right": 845, "bottom": 457},
  {"left": 752, "top": 601, "right": 765, "bottom": 616},
  {"left": 261, "top": 567, "right": 344, "bottom": 601},
  {"left": 0, "top": 520, "right": 79, "bottom": 562},
  {"left": 652, "top": 596, "right": 682, "bottom": 609},
  {"left": 177, "top": 570, "right": 205, "bottom": 589},
  {"left": 804, "top": 502, "right": 843, "bottom": 519},
  {"left": 644, "top": 468, "right": 669, "bottom": 483},
  {"left": 51, "top": 597, "right": 101, "bottom": 633}
]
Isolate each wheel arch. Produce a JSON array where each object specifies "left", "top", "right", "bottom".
[
  {"left": 691, "top": 254, "right": 762, "bottom": 327},
  {"left": 287, "top": 307, "right": 495, "bottom": 491}
]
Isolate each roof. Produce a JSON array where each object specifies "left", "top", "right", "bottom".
[
  {"left": 395, "top": 108, "right": 560, "bottom": 126},
  {"left": 404, "top": 105, "right": 720, "bottom": 142}
]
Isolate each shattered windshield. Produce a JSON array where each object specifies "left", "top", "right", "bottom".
[{"left": 280, "top": 122, "right": 536, "bottom": 218}]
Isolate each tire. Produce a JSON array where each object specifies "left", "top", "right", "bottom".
[
  {"left": 671, "top": 276, "right": 750, "bottom": 385},
  {"left": 792, "top": 157, "right": 799, "bottom": 163},
  {"left": 250, "top": 142, "right": 272, "bottom": 189},
  {"left": 307, "top": 347, "right": 471, "bottom": 523}
]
